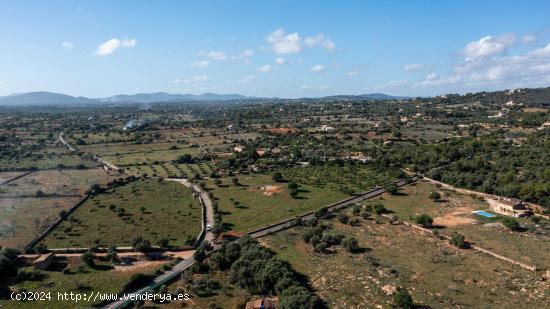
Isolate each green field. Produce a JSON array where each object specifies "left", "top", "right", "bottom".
[
  {"left": 125, "top": 162, "right": 216, "bottom": 178},
  {"left": 0, "top": 258, "right": 167, "bottom": 309},
  {"left": 206, "top": 164, "right": 398, "bottom": 233},
  {"left": 264, "top": 217, "right": 549, "bottom": 308},
  {"left": 41, "top": 179, "right": 202, "bottom": 248}
]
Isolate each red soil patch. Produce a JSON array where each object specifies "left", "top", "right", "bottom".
[{"left": 263, "top": 128, "right": 298, "bottom": 135}]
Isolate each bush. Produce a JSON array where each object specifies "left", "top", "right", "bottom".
[
  {"left": 393, "top": 287, "right": 414, "bottom": 308},
  {"left": 288, "top": 181, "right": 298, "bottom": 190},
  {"left": 415, "top": 214, "right": 433, "bottom": 228},
  {"left": 123, "top": 273, "right": 155, "bottom": 292},
  {"left": 279, "top": 285, "right": 321, "bottom": 309},
  {"left": 337, "top": 213, "right": 349, "bottom": 224},
  {"left": 450, "top": 233, "right": 467, "bottom": 249},
  {"left": 373, "top": 204, "right": 387, "bottom": 215},
  {"left": 386, "top": 184, "right": 398, "bottom": 195},
  {"left": 289, "top": 189, "right": 299, "bottom": 198},
  {"left": 272, "top": 172, "right": 283, "bottom": 182},
  {"left": 132, "top": 236, "right": 151, "bottom": 252},
  {"left": 502, "top": 218, "right": 521, "bottom": 231},
  {"left": 314, "top": 242, "right": 327, "bottom": 253},
  {"left": 429, "top": 191, "right": 441, "bottom": 201},
  {"left": 349, "top": 217, "right": 361, "bottom": 226},
  {"left": 81, "top": 251, "right": 95, "bottom": 267},
  {"left": 342, "top": 236, "right": 360, "bottom": 253}
]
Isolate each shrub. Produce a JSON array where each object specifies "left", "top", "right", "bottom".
[
  {"left": 289, "top": 189, "right": 299, "bottom": 198},
  {"left": 373, "top": 204, "right": 387, "bottom": 215},
  {"left": 450, "top": 233, "right": 467, "bottom": 249},
  {"left": 393, "top": 287, "right": 414, "bottom": 308},
  {"left": 349, "top": 217, "right": 361, "bottom": 226},
  {"left": 386, "top": 184, "right": 398, "bottom": 195},
  {"left": 342, "top": 236, "right": 360, "bottom": 253},
  {"left": 337, "top": 213, "right": 349, "bottom": 224},
  {"left": 123, "top": 273, "right": 155, "bottom": 292},
  {"left": 502, "top": 218, "right": 521, "bottom": 231},
  {"left": 272, "top": 172, "right": 283, "bottom": 182},
  {"left": 314, "top": 242, "right": 327, "bottom": 253},
  {"left": 415, "top": 214, "right": 433, "bottom": 228},
  {"left": 288, "top": 181, "right": 298, "bottom": 190},
  {"left": 429, "top": 191, "right": 441, "bottom": 201},
  {"left": 81, "top": 251, "right": 95, "bottom": 267},
  {"left": 279, "top": 285, "right": 321, "bottom": 309}
]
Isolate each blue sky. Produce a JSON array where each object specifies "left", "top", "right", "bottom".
[{"left": 1, "top": 0, "right": 550, "bottom": 98}]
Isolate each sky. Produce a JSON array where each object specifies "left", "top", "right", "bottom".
[{"left": 1, "top": 0, "right": 550, "bottom": 98}]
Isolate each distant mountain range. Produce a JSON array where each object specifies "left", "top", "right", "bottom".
[{"left": 0, "top": 91, "right": 406, "bottom": 106}]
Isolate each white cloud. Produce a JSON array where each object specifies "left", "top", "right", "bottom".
[
  {"left": 207, "top": 51, "right": 227, "bottom": 61},
  {"left": 238, "top": 75, "right": 256, "bottom": 83},
  {"left": 61, "top": 41, "right": 74, "bottom": 50},
  {"left": 94, "top": 38, "right": 136, "bottom": 56},
  {"left": 373, "top": 80, "right": 408, "bottom": 89},
  {"left": 301, "top": 85, "right": 327, "bottom": 91},
  {"left": 414, "top": 73, "right": 461, "bottom": 88},
  {"left": 522, "top": 34, "right": 536, "bottom": 43},
  {"left": 241, "top": 49, "right": 254, "bottom": 58},
  {"left": 346, "top": 70, "right": 360, "bottom": 77},
  {"left": 404, "top": 63, "right": 424, "bottom": 72},
  {"left": 305, "top": 33, "right": 336, "bottom": 51},
  {"left": 191, "top": 60, "right": 209, "bottom": 67},
  {"left": 257, "top": 64, "right": 273, "bottom": 72},
  {"left": 174, "top": 74, "right": 208, "bottom": 84},
  {"left": 275, "top": 57, "right": 286, "bottom": 65},
  {"left": 309, "top": 64, "right": 325, "bottom": 72},
  {"left": 267, "top": 28, "right": 302, "bottom": 55},
  {"left": 463, "top": 33, "right": 515, "bottom": 60}
]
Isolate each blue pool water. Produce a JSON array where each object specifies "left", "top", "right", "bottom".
[{"left": 473, "top": 211, "right": 496, "bottom": 218}]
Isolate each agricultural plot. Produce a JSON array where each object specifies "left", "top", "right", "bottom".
[
  {"left": 0, "top": 169, "right": 118, "bottom": 249},
  {"left": 0, "top": 257, "right": 169, "bottom": 309},
  {"left": 103, "top": 147, "right": 200, "bottom": 166},
  {"left": 0, "top": 171, "right": 26, "bottom": 183},
  {"left": 125, "top": 162, "right": 216, "bottom": 179},
  {"left": 279, "top": 163, "right": 401, "bottom": 195},
  {"left": 206, "top": 165, "right": 397, "bottom": 233},
  {"left": 264, "top": 218, "right": 549, "bottom": 308},
  {"left": 41, "top": 179, "right": 202, "bottom": 248},
  {"left": 68, "top": 132, "right": 137, "bottom": 144},
  {"left": 0, "top": 148, "right": 98, "bottom": 171},
  {"left": 361, "top": 181, "right": 550, "bottom": 270},
  {"left": 0, "top": 168, "right": 118, "bottom": 197},
  {"left": 0, "top": 197, "right": 81, "bottom": 249}
]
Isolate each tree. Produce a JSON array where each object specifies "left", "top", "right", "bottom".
[
  {"left": 342, "top": 236, "right": 360, "bottom": 253},
  {"left": 288, "top": 181, "right": 298, "bottom": 190},
  {"left": 429, "top": 191, "right": 441, "bottom": 201},
  {"left": 386, "top": 184, "right": 398, "bottom": 195},
  {"left": 450, "top": 233, "right": 467, "bottom": 249},
  {"left": 176, "top": 154, "right": 194, "bottom": 164},
  {"left": 279, "top": 285, "right": 320, "bottom": 309},
  {"left": 132, "top": 236, "right": 151, "bottom": 252},
  {"left": 157, "top": 238, "right": 169, "bottom": 248},
  {"left": 393, "top": 287, "right": 414, "bottom": 309},
  {"left": 415, "top": 214, "right": 434, "bottom": 228},
  {"left": 194, "top": 245, "right": 207, "bottom": 263},
  {"left": 502, "top": 218, "right": 521, "bottom": 231},
  {"left": 272, "top": 172, "right": 283, "bottom": 182},
  {"left": 231, "top": 177, "right": 239, "bottom": 186},
  {"left": 81, "top": 251, "right": 95, "bottom": 267},
  {"left": 289, "top": 189, "right": 299, "bottom": 198}
]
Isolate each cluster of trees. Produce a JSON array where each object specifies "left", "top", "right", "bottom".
[
  {"left": 379, "top": 131, "right": 550, "bottom": 210},
  {"left": 303, "top": 225, "right": 360, "bottom": 254},
  {"left": 198, "top": 237, "right": 323, "bottom": 308}
]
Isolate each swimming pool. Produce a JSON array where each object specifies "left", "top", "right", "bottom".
[{"left": 473, "top": 211, "right": 496, "bottom": 218}]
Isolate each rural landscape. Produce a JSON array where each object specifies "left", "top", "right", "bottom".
[{"left": 1, "top": 1, "right": 549, "bottom": 308}]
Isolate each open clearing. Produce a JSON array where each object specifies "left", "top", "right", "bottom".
[
  {"left": 264, "top": 217, "right": 549, "bottom": 308},
  {"left": 361, "top": 181, "right": 550, "bottom": 269},
  {"left": 41, "top": 179, "right": 202, "bottom": 248}
]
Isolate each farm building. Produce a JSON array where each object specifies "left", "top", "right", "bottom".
[
  {"left": 245, "top": 297, "right": 278, "bottom": 309},
  {"left": 233, "top": 145, "right": 246, "bottom": 153},
  {"left": 34, "top": 253, "right": 55, "bottom": 270},
  {"left": 487, "top": 198, "right": 532, "bottom": 217}
]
